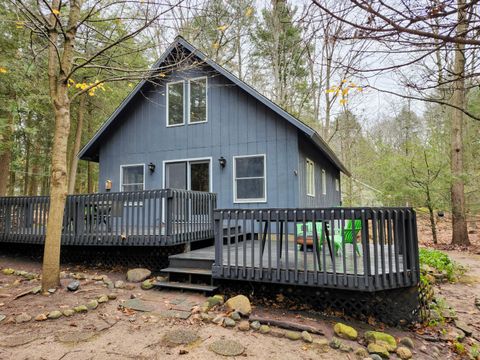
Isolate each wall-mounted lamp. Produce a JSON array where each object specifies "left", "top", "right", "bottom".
[
  {"left": 218, "top": 156, "right": 226, "bottom": 168},
  {"left": 148, "top": 162, "right": 156, "bottom": 173},
  {"left": 105, "top": 179, "right": 112, "bottom": 192}
]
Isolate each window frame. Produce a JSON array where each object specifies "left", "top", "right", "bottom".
[
  {"left": 321, "top": 169, "right": 327, "bottom": 195},
  {"left": 166, "top": 80, "right": 186, "bottom": 127},
  {"left": 187, "top": 76, "right": 208, "bottom": 125},
  {"left": 335, "top": 178, "right": 340, "bottom": 192},
  {"left": 119, "top": 164, "right": 146, "bottom": 192},
  {"left": 233, "top": 154, "right": 267, "bottom": 203},
  {"left": 306, "top": 158, "right": 315, "bottom": 197}
]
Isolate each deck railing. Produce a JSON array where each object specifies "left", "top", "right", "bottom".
[
  {"left": 0, "top": 189, "right": 216, "bottom": 246},
  {"left": 212, "top": 208, "right": 419, "bottom": 291}
]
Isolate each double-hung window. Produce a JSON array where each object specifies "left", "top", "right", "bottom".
[
  {"left": 167, "top": 81, "right": 185, "bottom": 126},
  {"left": 189, "top": 78, "right": 207, "bottom": 123},
  {"left": 306, "top": 158, "right": 315, "bottom": 197},
  {"left": 120, "top": 165, "right": 145, "bottom": 192},
  {"left": 321, "top": 169, "right": 327, "bottom": 195},
  {"left": 234, "top": 155, "right": 266, "bottom": 202},
  {"left": 166, "top": 77, "right": 207, "bottom": 126}
]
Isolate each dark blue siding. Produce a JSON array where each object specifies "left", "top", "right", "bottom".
[
  {"left": 297, "top": 134, "right": 341, "bottom": 207},
  {"left": 98, "top": 65, "right": 302, "bottom": 209}
]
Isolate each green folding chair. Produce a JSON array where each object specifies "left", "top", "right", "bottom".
[
  {"left": 332, "top": 219, "right": 362, "bottom": 256},
  {"left": 296, "top": 219, "right": 362, "bottom": 256}
]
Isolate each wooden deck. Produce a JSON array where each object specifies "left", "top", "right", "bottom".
[{"left": 173, "top": 239, "right": 403, "bottom": 275}]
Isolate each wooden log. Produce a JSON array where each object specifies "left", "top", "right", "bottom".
[{"left": 249, "top": 315, "right": 324, "bottom": 335}]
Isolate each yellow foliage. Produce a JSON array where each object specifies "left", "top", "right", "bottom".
[
  {"left": 212, "top": 42, "right": 220, "bottom": 49},
  {"left": 158, "top": 73, "right": 166, "bottom": 77},
  {"left": 15, "top": 21, "right": 25, "bottom": 29},
  {"left": 128, "top": 83, "right": 134, "bottom": 87},
  {"left": 217, "top": 25, "right": 228, "bottom": 32},
  {"left": 245, "top": 7, "right": 253, "bottom": 17},
  {"left": 0, "top": 67, "right": 7, "bottom": 74},
  {"left": 52, "top": 9, "right": 60, "bottom": 15},
  {"left": 73, "top": 79, "right": 105, "bottom": 96},
  {"left": 339, "top": 99, "right": 347, "bottom": 105}
]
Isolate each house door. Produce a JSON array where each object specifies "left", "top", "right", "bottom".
[
  {"left": 164, "top": 159, "right": 211, "bottom": 225},
  {"left": 164, "top": 160, "right": 210, "bottom": 192}
]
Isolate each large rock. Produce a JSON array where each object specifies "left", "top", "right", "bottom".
[
  {"left": 15, "top": 313, "right": 31, "bottom": 323},
  {"left": 67, "top": 280, "right": 80, "bottom": 292},
  {"left": 238, "top": 320, "right": 250, "bottom": 331},
  {"left": 163, "top": 329, "right": 199, "bottom": 346},
  {"left": 334, "top": 322, "right": 358, "bottom": 340},
  {"left": 141, "top": 279, "right": 154, "bottom": 290},
  {"left": 301, "top": 331, "right": 313, "bottom": 343},
  {"left": 225, "top": 295, "right": 251, "bottom": 316},
  {"left": 209, "top": 339, "right": 245, "bottom": 356},
  {"left": 364, "top": 331, "right": 397, "bottom": 351},
  {"left": 47, "top": 310, "right": 63, "bottom": 319},
  {"left": 2, "top": 268, "right": 14, "bottom": 275},
  {"left": 367, "top": 343, "right": 389, "bottom": 359},
  {"left": 399, "top": 337, "right": 414, "bottom": 349},
  {"left": 126, "top": 268, "right": 151, "bottom": 283},
  {"left": 396, "top": 346, "right": 413, "bottom": 359},
  {"left": 285, "top": 331, "right": 301, "bottom": 340}
]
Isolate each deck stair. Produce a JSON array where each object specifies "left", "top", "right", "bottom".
[{"left": 154, "top": 226, "right": 244, "bottom": 293}]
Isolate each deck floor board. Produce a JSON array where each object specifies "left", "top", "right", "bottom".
[{"left": 176, "top": 240, "right": 404, "bottom": 275}]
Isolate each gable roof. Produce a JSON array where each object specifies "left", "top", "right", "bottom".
[{"left": 78, "top": 36, "right": 350, "bottom": 176}]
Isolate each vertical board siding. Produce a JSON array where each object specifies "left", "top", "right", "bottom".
[
  {"left": 97, "top": 64, "right": 336, "bottom": 209},
  {"left": 297, "top": 134, "right": 341, "bottom": 207}
]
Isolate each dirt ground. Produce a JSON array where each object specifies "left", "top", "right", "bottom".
[
  {"left": 0, "top": 251, "right": 478, "bottom": 360},
  {"left": 0, "top": 214, "right": 479, "bottom": 360}
]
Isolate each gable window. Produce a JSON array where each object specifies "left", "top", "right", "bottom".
[
  {"left": 167, "top": 81, "right": 185, "bottom": 126},
  {"left": 306, "top": 158, "right": 315, "bottom": 197},
  {"left": 234, "top": 155, "right": 266, "bottom": 202},
  {"left": 189, "top": 78, "right": 207, "bottom": 123},
  {"left": 321, "top": 169, "right": 327, "bottom": 195},
  {"left": 120, "top": 164, "right": 145, "bottom": 192}
]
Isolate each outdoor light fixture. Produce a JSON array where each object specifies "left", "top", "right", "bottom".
[
  {"left": 105, "top": 179, "right": 112, "bottom": 192},
  {"left": 218, "top": 156, "right": 226, "bottom": 168},
  {"left": 148, "top": 162, "right": 156, "bottom": 173}
]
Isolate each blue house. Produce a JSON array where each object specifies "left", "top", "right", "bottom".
[{"left": 79, "top": 36, "right": 349, "bottom": 210}]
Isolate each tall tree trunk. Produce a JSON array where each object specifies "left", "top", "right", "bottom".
[
  {"left": 426, "top": 187, "right": 438, "bottom": 244},
  {"left": 42, "top": 0, "right": 82, "bottom": 291},
  {"left": 24, "top": 135, "right": 30, "bottom": 194},
  {"left": 450, "top": 0, "right": 470, "bottom": 246},
  {"left": 0, "top": 112, "right": 14, "bottom": 196},
  {"left": 87, "top": 114, "right": 94, "bottom": 193},
  {"left": 28, "top": 163, "right": 39, "bottom": 196},
  {"left": 68, "top": 93, "right": 86, "bottom": 194}
]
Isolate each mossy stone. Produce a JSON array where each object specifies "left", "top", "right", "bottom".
[
  {"left": 364, "top": 331, "right": 397, "bottom": 351},
  {"left": 334, "top": 322, "right": 358, "bottom": 340}
]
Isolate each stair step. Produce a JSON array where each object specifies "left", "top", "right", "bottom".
[
  {"left": 161, "top": 267, "right": 212, "bottom": 276},
  {"left": 154, "top": 281, "right": 217, "bottom": 292},
  {"left": 169, "top": 258, "right": 214, "bottom": 270}
]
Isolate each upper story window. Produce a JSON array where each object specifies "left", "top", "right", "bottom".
[
  {"left": 167, "top": 81, "right": 185, "bottom": 127},
  {"left": 189, "top": 78, "right": 207, "bottom": 124},
  {"left": 306, "top": 158, "right": 315, "bottom": 197},
  {"left": 120, "top": 164, "right": 145, "bottom": 192},
  {"left": 321, "top": 169, "right": 327, "bottom": 195},
  {"left": 166, "top": 77, "right": 208, "bottom": 127},
  {"left": 234, "top": 154, "right": 266, "bottom": 203}
]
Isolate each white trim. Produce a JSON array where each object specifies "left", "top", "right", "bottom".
[
  {"left": 233, "top": 154, "right": 267, "bottom": 203},
  {"left": 321, "top": 169, "right": 327, "bottom": 195},
  {"left": 306, "top": 157, "right": 315, "bottom": 197},
  {"left": 162, "top": 156, "right": 213, "bottom": 192},
  {"left": 166, "top": 80, "right": 185, "bottom": 127},
  {"left": 188, "top": 76, "right": 208, "bottom": 125},
  {"left": 119, "top": 163, "right": 146, "bottom": 192}
]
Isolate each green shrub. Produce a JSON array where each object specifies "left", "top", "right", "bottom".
[{"left": 419, "top": 248, "right": 466, "bottom": 282}]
